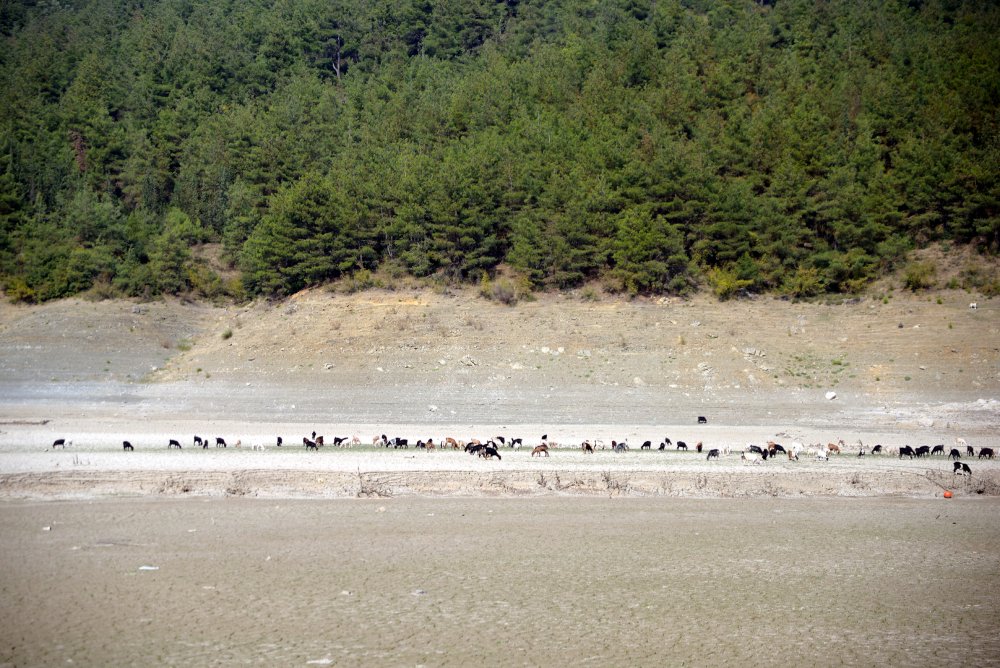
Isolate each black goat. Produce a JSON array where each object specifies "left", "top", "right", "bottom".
[
  {"left": 123, "top": 440, "right": 133, "bottom": 451},
  {"left": 168, "top": 439, "right": 182, "bottom": 449},
  {"left": 954, "top": 461, "right": 972, "bottom": 475}
]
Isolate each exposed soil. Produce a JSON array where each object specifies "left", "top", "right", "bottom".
[
  {"left": 2, "top": 497, "right": 998, "bottom": 666},
  {"left": 0, "top": 286, "right": 997, "bottom": 498}
]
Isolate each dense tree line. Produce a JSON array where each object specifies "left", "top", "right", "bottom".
[{"left": 0, "top": 0, "right": 997, "bottom": 302}]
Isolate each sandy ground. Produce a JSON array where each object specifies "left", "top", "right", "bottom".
[
  {"left": 1, "top": 289, "right": 999, "bottom": 665},
  {"left": 2, "top": 496, "right": 999, "bottom": 666},
  {"left": 0, "top": 287, "right": 998, "bottom": 498}
]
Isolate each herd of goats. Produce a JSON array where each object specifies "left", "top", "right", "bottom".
[{"left": 47, "top": 429, "right": 995, "bottom": 475}]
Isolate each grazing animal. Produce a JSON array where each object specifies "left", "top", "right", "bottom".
[
  {"left": 768, "top": 442, "right": 786, "bottom": 456},
  {"left": 480, "top": 446, "right": 502, "bottom": 460},
  {"left": 314, "top": 435, "right": 324, "bottom": 446},
  {"left": 696, "top": 441, "right": 704, "bottom": 453},
  {"left": 466, "top": 443, "right": 485, "bottom": 455},
  {"left": 216, "top": 437, "right": 227, "bottom": 448},
  {"left": 871, "top": 445, "right": 882, "bottom": 455},
  {"left": 425, "top": 439, "right": 436, "bottom": 451},
  {"left": 954, "top": 461, "right": 972, "bottom": 475},
  {"left": 495, "top": 436, "right": 506, "bottom": 445},
  {"left": 612, "top": 440, "right": 628, "bottom": 453},
  {"left": 969, "top": 302, "right": 978, "bottom": 310},
  {"left": 676, "top": 441, "right": 688, "bottom": 451},
  {"left": 541, "top": 434, "right": 548, "bottom": 441},
  {"left": 826, "top": 442, "right": 841, "bottom": 455},
  {"left": 510, "top": 438, "right": 523, "bottom": 448},
  {"left": 304, "top": 437, "right": 318, "bottom": 450},
  {"left": 123, "top": 440, "right": 133, "bottom": 451},
  {"left": 194, "top": 435, "right": 204, "bottom": 448},
  {"left": 351, "top": 435, "right": 361, "bottom": 445},
  {"left": 748, "top": 445, "right": 763, "bottom": 455},
  {"left": 276, "top": 436, "right": 283, "bottom": 447},
  {"left": 949, "top": 449, "right": 961, "bottom": 460},
  {"left": 707, "top": 448, "right": 720, "bottom": 460},
  {"left": 698, "top": 416, "right": 708, "bottom": 424},
  {"left": 641, "top": 440, "right": 652, "bottom": 450},
  {"left": 931, "top": 445, "right": 945, "bottom": 456},
  {"left": 51, "top": 438, "right": 68, "bottom": 448},
  {"left": 658, "top": 441, "right": 667, "bottom": 451},
  {"left": 168, "top": 439, "right": 182, "bottom": 449},
  {"left": 967, "top": 446, "right": 975, "bottom": 457},
  {"left": 333, "top": 436, "right": 348, "bottom": 446},
  {"left": 915, "top": 445, "right": 931, "bottom": 458},
  {"left": 662, "top": 438, "right": 673, "bottom": 448},
  {"left": 581, "top": 441, "right": 594, "bottom": 454},
  {"left": 445, "top": 437, "right": 461, "bottom": 450},
  {"left": 899, "top": 445, "right": 916, "bottom": 459},
  {"left": 741, "top": 451, "right": 762, "bottom": 465},
  {"left": 979, "top": 448, "right": 995, "bottom": 460},
  {"left": 531, "top": 444, "right": 549, "bottom": 457}
]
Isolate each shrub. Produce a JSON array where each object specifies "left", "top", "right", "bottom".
[{"left": 902, "top": 261, "right": 936, "bottom": 291}]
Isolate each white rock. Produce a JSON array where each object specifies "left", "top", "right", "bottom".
[{"left": 825, "top": 391, "right": 837, "bottom": 400}]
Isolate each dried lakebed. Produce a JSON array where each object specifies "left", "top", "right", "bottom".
[{"left": 1, "top": 497, "right": 998, "bottom": 666}]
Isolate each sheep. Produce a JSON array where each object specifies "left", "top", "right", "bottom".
[
  {"left": 741, "top": 451, "right": 762, "bottom": 465},
  {"left": 351, "top": 435, "right": 361, "bottom": 446}
]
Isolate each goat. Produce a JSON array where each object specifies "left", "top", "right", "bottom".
[
  {"left": 979, "top": 448, "right": 995, "bottom": 460},
  {"left": 445, "top": 437, "right": 461, "bottom": 450},
  {"left": 969, "top": 302, "right": 978, "bottom": 310},
  {"left": 351, "top": 435, "right": 361, "bottom": 445},
  {"left": 707, "top": 448, "right": 720, "bottom": 460},
  {"left": 967, "top": 446, "right": 975, "bottom": 457},
  {"left": 641, "top": 440, "right": 652, "bottom": 450},
  {"left": 194, "top": 435, "right": 204, "bottom": 448},
  {"left": 123, "top": 440, "right": 134, "bottom": 451},
  {"left": 741, "top": 451, "right": 762, "bottom": 465},
  {"left": 168, "top": 439, "right": 182, "bottom": 449},
  {"left": 510, "top": 437, "right": 523, "bottom": 449},
  {"left": 216, "top": 437, "right": 227, "bottom": 448},
  {"left": 676, "top": 441, "right": 688, "bottom": 451},
  {"left": 612, "top": 440, "right": 628, "bottom": 453},
  {"left": 51, "top": 438, "right": 69, "bottom": 448},
  {"left": 333, "top": 436, "right": 348, "bottom": 446},
  {"left": 954, "top": 461, "right": 972, "bottom": 475},
  {"left": 425, "top": 439, "right": 436, "bottom": 451},
  {"left": 696, "top": 441, "right": 704, "bottom": 453},
  {"left": 899, "top": 445, "right": 916, "bottom": 459},
  {"left": 314, "top": 435, "right": 324, "bottom": 446},
  {"left": 826, "top": 442, "right": 841, "bottom": 455},
  {"left": 276, "top": 436, "right": 283, "bottom": 447},
  {"left": 871, "top": 445, "right": 882, "bottom": 455},
  {"left": 931, "top": 445, "right": 945, "bottom": 456},
  {"left": 748, "top": 444, "right": 764, "bottom": 455},
  {"left": 582, "top": 441, "right": 594, "bottom": 454},
  {"left": 531, "top": 444, "right": 549, "bottom": 457},
  {"left": 480, "top": 446, "right": 502, "bottom": 460},
  {"left": 949, "top": 448, "right": 961, "bottom": 460},
  {"left": 304, "top": 437, "right": 318, "bottom": 450},
  {"left": 698, "top": 416, "right": 708, "bottom": 424},
  {"left": 915, "top": 445, "right": 931, "bottom": 458}
]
